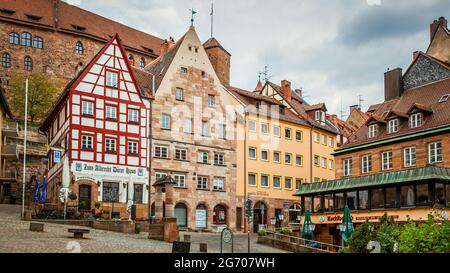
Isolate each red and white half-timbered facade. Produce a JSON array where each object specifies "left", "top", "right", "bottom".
[{"left": 41, "top": 35, "right": 152, "bottom": 218}]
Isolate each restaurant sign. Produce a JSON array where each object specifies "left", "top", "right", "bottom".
[
  {"left": 71, "top": 161, "right": 147, "bottom": 178},
  {"left": 326, "top": 215, "right": 399, "bottom": 222}
]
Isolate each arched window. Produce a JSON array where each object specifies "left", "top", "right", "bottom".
[
  {"left": 2, "top": 53, "right": 11, "bottom": 68},
  {"left": 175, "top": 203, "right": 188, "bottom": 227},
  {"left": 24, "top": 56, "right": 33, "bottom": 71},
  {"left": 139, "top": 58, "right": 145, "bottom": 69},
  {"left": 9, "top": 32, "right": 19, "bottom": 45},
  {"left": 289, "top": 203, "right": 302, "bottom": 224},
  {"left": 75, "top": 41, "right": 84, "bottom": 55},
  {"left": 21, "top": 32, "right": 32, "bottom": 47},
  {"left": 213, "top": 204, "right": 227, "bottom": 225},
  {"left": 33, "top": 36, "right": 43, "bottom": 49}
]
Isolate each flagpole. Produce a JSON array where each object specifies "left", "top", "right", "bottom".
[{"left": 21, "top": 78, "right": 29, "bottom": 219}]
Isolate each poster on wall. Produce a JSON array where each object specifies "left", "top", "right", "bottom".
[{"left": 196, "top": 209, "right": 207, "bottom": 228}]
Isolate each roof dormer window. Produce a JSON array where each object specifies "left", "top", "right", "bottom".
[
  {"left": 71, "top": 24, "right": 86, "bottom": 31},
  {"left": 388, "top": 119, "right": 399, "bottom": 134},
  {"left": 368, "top": 124, "right": 378, "bottom": 138},
  {"left": 0, "top": 9, "right": 15, "bottom": 15},
  {"left": 315, "top": 110, "right": 326, "bottom": 123},
  {"left": 26, "top": 14, "right": 42, "bottom": 21},
  {"left": 410, "top": 112, "right": 423, "bottom": 128}
]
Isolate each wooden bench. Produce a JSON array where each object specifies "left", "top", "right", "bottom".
[{"left": 68, "top": 229, "right": 90, "bottom": 239}]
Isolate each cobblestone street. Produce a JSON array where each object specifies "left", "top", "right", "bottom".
[{"left": 0, "top": 205, "right": 287, "bottom": 253}]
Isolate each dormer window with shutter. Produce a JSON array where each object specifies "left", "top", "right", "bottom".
[
  {"left": 387, "top": 119, "right": 399, "bottom": 134},
  {"left": 410, "top": 113, "right": 423, "bottom": 128},
  {"left": 368, "top": 124, "right": 378, "bottom": 138},
  {"left": 315, "top": 110, "right": 326, "bottom": 123}
]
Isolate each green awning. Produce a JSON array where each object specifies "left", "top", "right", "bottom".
[{"left": 295, "top": 166, "right": 450, "bottom": 196}]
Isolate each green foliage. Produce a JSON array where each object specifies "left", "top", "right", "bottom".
[
  {"left": 374, "top": 214, "right": 401, "bottom": 253},
  {"left": 79, "top": 201, "right": 89, "bottom": 210},
  {"left": 10, "top": 73, "right": 58, "bottom": 123},
  {"left": 278, "top": 228, "right": 293, "bottom": 236},
  {"left": 68, "top": 191, "right": 77, "bottom": 201},
  {"left": 94, "top": 201, "right": 101, "bottom": 209},
  {"left": 346, "top": 222, "right": 375, "bottom": 253},
  {"left": 258, "top": 229, "right": 267, "bottom": 237},
  {"left": 135, "top": 224, "right": 141, "bottom": 234}
]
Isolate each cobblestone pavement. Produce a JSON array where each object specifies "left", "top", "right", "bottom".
[{"left": 0, "top": 205, "right": 287, "bottom": 253}]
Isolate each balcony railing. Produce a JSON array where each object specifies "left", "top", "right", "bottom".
[
  {"left": 0, "top": 170, "right": 18, "bottom": 181},
  {"left": 1, "top": 144, "right": 18, "bottom": 159},
  {"left": 2, "top": 121, "right": 19, "bottom": 137}
]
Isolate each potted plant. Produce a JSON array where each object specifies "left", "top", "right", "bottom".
[{"left": 68, "top": 191, "right": 77, "bottom": 201}]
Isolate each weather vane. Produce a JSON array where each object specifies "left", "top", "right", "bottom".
[{"left": 189, "top": 8, "right": 197, "bottom": 27}]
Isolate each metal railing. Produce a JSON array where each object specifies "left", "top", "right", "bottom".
[{"left": 267, "top": 231, "right": 343, "bottom": 253}]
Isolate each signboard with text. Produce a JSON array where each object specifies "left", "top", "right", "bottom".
[{"left": 71, "top": 161, "right": 148, "bottom": 182}]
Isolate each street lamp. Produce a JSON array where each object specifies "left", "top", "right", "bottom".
[{"left": 146, "top": 72, "right": 156, "bottom": 224}]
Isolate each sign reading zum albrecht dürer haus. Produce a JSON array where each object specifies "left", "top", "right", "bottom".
[{"left": 71, "top": 161, "right": 148, "bottom": 182}]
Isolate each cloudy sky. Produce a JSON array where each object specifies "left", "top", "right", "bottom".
[{"left": 67, "top": 0, "right": 449, "bottom": 117}]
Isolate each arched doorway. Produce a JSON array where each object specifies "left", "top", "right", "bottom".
[
  {"left": 78, "top": 185, "right": 92, "bottom": 211},
  {"left": 253, "top": 202, "right": 268, "bottom": 233},
  {"left": 195, "top": 204, "right": 207, "bottom": 229},
  {"left": 213, "top": 204, "right": 227, "bottom": 225},
  {"left": 175, "top": 203, "right": 188, "bottom": 227}
]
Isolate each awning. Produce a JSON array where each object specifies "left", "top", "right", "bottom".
[{"left": 295, "top": 166, "right": 450, "bottom": 196}]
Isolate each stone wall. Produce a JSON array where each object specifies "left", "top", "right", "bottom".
[{"left": 403, "top": 55, "right": 450, "bottom": 90}]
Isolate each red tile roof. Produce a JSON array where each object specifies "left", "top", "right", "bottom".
[{"left": 203, "top": 37, "right": 231, "bottom": 56}]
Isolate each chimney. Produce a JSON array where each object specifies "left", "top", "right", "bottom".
[
  {"left": 160, "top": 39, "right": 169, "bottom": 56},
  {"left": 294, "top": 89, "right": 302, "bottom": 97},
  {"left": 384, "top": 68, "right": 403, "bottom": 101},
  {"left": 413, "top": 51, "right": 420, "bottom": 61},
  {"left": 430, "top": 17, "right": 448, "bottom": 41},
  {"left": 280, "top": 80, "right": 292, "bottom": 102},
  {"left": 349, "top": 105, "right": 359, "bottom": 112}
]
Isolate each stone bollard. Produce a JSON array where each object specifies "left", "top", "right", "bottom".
[
  {"left": 30, "top": 223, "right": 44, "bottom": 232},
  {"left": 199, "top": 243, "right": 207, "bottom": 253},
  {"left": 184, "top": 234, "right": 191, "bottom": 242},
  {"left": 23, "top": 210, "right": 32, "bottom": 221}
]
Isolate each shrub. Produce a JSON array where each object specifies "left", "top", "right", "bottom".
[
  {"left": 346, "top": 222, "right": 375, "bottom": 253},
  {"left": 258, "top": 229, "right": 267, "bottom": 236},
  {"left": 68, "top": 192, "right": 77, "bottom": 201},
  {"left": 135, "top": 224, "right": 141, "bottom": 234},
  {"left": 94, "top": 202, "right": 101, "bottom": 209},
  {"left": 279, "top": 228, "right": 293, "bottom": 236}
]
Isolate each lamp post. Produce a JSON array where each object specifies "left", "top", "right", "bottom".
[
  {"left": 21, "top": 78, "right": 28, "bottom": 219},
  {"left": 146, "top": 72, "right": 155, "bottom": 224}
]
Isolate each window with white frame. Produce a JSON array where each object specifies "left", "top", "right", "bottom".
[
  {"left": 273, "top": 126, "right": 281, "bottom": 137},
  {"left": 410, "top": 113, "right": 423, "bottom": 128},
  {"left": 322, "top": 157, "right": 327, "bottom": 168},
  {"left": 261, "top": 150, "right": 269, "bottom": 161},
  {"left": 175, "top": 87, "right": 183, "bottom": 101},
  {"left": 329, "top": 159, "right": 334, "bottom": 170},
  {"left": 249, "top": 147, "right": 257, "bottom": 160},
  {"left": 198, "top": 151, "right": 209, "bottom": 164},
  {"left": 285, "top": 177, "right": 293, "bottom": 190},
  {"left": 105, "top": 138, "right": 116, "bottom": 153},
  {"left": 343, "top": 158, "right": 352, "bottom": 176},
  {"left": 219, "top": 124, "right": 226, "bottom": 139},
  {"left": 314, "top": 155, "right": 320, "bottom": 167},
  {"left": 156, "top": 172, "right": 167, "bottom": 181},
  {"left": 368, "top": 124, "right": 378, "bottom": 138},
  {"left": 174, "top": 174, "right": 185, "bottom": 188},
  {"left": 213, "top": 177, "right": 224, "bottom": 191},
  {"left": 429, "top": 142, "right": 442, "bottom": 164},
  {"left": 208, "top": 95, "right": 215, "bottom": 108},
  {"left": 321, "top": 135, "right": 327, "bottom": 145},
  {"left": 128, "top": 109, "right": 139, "bottom": 123},
  {"left": 81, "top": 135, "right": 93, "bottom": 150},
  {"left": 154, "top": 145, "right": 169, "bottom": 158},
  {"left": 202, "top": 121, "right": 210, "bottom": 137},
  {"left": 261, "top": 175, "right": 269, "bottom": 188},
  {"left": 106, "top": 71, "right": 118, "bottom": 88},
  {"left": 296, "top": 130, "right": 303, "bottom": 141},
  {"left": 162, "top": 114, "right": 171, "bottom": 129},
  {"left": 285, "top": 153, "right": 292, "bottom": 165},
  {"left": 261, "top": 123, "right": 269, "bottom": 135},
  {"left": 248, "top": 174, "right": 257, "bottom": 186},
  {"left": 285, "top": 128, "right": 292, "bottom": 139},
  {"left": 197, "top": 176, "right": 208, "bottom": 190},
  {"left": 274, "top": 151, "right": 281, "bottom": 163},
  {"left": 296, "top": 155, "right": 303, "bottom": 166},
  {"left": 328, "top": 137, "right": 334, "bottom": 147},
  {"left": 105, "top": 105, "right": 117, "bottom": 120},
  {"left": 214, "top": 153, "right": 225, "bottom": 165},
  {"left": 313, "top": 132, "right": 319, "bottom": 142},
  {"left": 249, "top": 120, "right": 256, "bottom": 132},
  {"left": 404, "top": 147, "right": 416, "bottom": 167},
  {"left": 175, "top": 148, "right": 187, "bottom": 161},
  {"left": 82, "top": 101, "right": 94, "bottom": 116},
  {"left": 184, "top": 119, "right": 192, "bottom": 134},
  {"left": 273, "top": 176, "right": 281, "bottom": 189},
  {"left": 362, "top": 155, "right": 372, "bottom": 174},
  {"left": 388, "top": 119, "right": 399, "bottom": 133},
  {"left": 128, "top": 141, "right": 138, "bottom": 155},
  {"left": 315, "top": 111, "right": 326, "bottom": 123},
  {"left": 381, "top": 151, "right": 393, "bottom": 171}
]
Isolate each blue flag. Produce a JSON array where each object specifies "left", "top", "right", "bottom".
[
  {"left": 40, "top": 177, "right": 47, "bottom": 203},
  {"left": 33, "top": 178, "right": 39, "bottom": 202}
]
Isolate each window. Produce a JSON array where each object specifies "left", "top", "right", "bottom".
[
  {"left": 314, "top": 155, "right": 320, "bottom": 167},
  {"left": 295, "top": 179, "right": 302, "bottom": 191},
  {"left": 285, "top": 128, "right": 292, "bottom": 139},
  {"left": 313, "top": 196, "right": 322, "bottom": 213},
  {"left": 334, "top": 193, "right": 345, "bottom": 211},
  {"left": 416, "top": 184, "right": 430, "bottom": 206},
  {"left": 162, "top": 114, "right": 171, "bottom": 129},
  {"left": 273, "top": 126, "right": 281, "bottom": 137},
  {"left": 381, "top": 151, "right": 393, "bottom": 171},
  {"left": 261, "top": 123, "right": 269, "bottom": 135},
  {"left": 410, "top": 113, "right": 423, "bottom": 128},
  {"left": 321, "top": 157, "right": 327, "bottom": 169},
  {"left": 219, "top": 124, "right": 226, "bottom": 139},
  {"left": 249, "top": 147, "right": 257, "bottom": 160},
  {"left": 106, "top": 71, "right": 118, "bottom": 88},
  {"left": 315, "top": 110, "right": 325, "bottom": 123},
  {"left": 285, "top": 153, "right": 292, "bottom": 165},
  {"left": 439, "top": 94, "right": 450, "bottom": 103},
  {"left": 249, "top": 120, "right": 256, "bottom": 132},
  {"left": 156, "top": 172, "right": 167, "bottom": 181},
  {"left": 261, "top": 150, "right": 269, "bottom": 161},
  {"left": 184, "top": 119, "right": 192, "bottom": 134},
  {"left": 81, "top": 135, "right": 93, "bottom": 150},
  {"left": 198, "top": 151, "right": 209, "bottom": 164},
  {"left": 175, "top": 88, "right": 183, "bottom": 101},
  {"left": 105, "top": 138, "right": 116, "bottom": 153},
  {"left": 435, "top": 184, "right": 446, "bottom": 206},
  {"left": 285, "top": 177, "right": 292, "bottom": 190},
  {"left": 296, "top": 155, "right": 303, "bottom": 166},
  {"left": 261, "top": 175, "right": 269, "bottom": 188},
  {"left": 181, "top": 67, "right": 188, "bottom": 73},
  {"left": 371, "top": 189, "right": 385, "bottom": 209},
  {"left": 139, "top": 58, "right": 145, "bottom": 69},
  {"left": 329, "top": 159, "right": 334, "bottom": 170},
  {"left": 404, "top": 147, "right": 416, "bottom": 167},
  {"left": 429, "top": 142, "right": 442, "bottom": 164},
  {"left": 289, "top": 204, "right": 302, "bottom": 223},
  {"left": 388, "top": 119, "right": 399, "bottom": 133},
  {"left": 248, "top": 174, "right": 257, "bottom": 186},
  {"left": 273, "top": 152, "right": 281, "bottom": 163},
  {"left": 273, "top": 176, "right": 281, "bottom": 189},
  {"left": 75, "top": 41, "right": 84, "bottom": 55},
  {"left": 24, "top": 56, "right": 32, "bottom": 71},
  {"left": 321, "top": 135, "right": 327, "bottom": 145},
  {"left": 304, "top": 197, "right": 312, "bottom": 212},
  {"left": 2, "top": 53, "right": 11, "bottom": 68},
  {"left": 9, "top": 32, "right": 19, "bottom": 45},
  {"left": 131, "top": 184, "right": 144, "bottom": 204},
  {"left": 128, "top": 141, "right": 138, "bottom": 155},
  {"left": 103, "top": 182, "right": 119, "bottom": 202},
  {"left": 21, "top": 32, "right": 31, "bottom": 47},
  {"left": 33, "top": 36, "right": 43, "bottom": 49},
  {"left": 362, "top": 155, "right": 372, "bottom": 174},
  {"left": 202, "top": 121, "right": 209, "bottom": 137},
  {"left": 401, "top": 185, "right": 415, "bottom": 207},
  {"left": 197, "top": 176, "right": 208, "bottom": 190},
  {"left": 313, "top": 132, "right": 319, "bottom": 142},
  {"left": 208, "top": 95, "right": 215, "bottom": 108},
  {"left": 346, "top": 191, "right": 357, "bottom": 210},
  {"left": 128, "top": 109, "right": 139, "bottom": 123},
  {"left": 368, "top": 124, "right": 378, "bottom": 138},
  {"left": 324, "top": 194, "right": 334, "bottom": 212},
  {"left": 174, "top": 174, "right": 186, "bottom": 188},
  {"left": 385, "top": 187, "right": 398, "bottom": 208},
  {"left": 214, "top": 153, "right": 225, "bottom": 165},
  {"left": 105, "top": 105, "right": 117, "bottom": 120},
  {"left": 81, "top": 101, "right": 94, "bottom": 116},
  {"left": 175, "top": 148, "right": 187, "bottom": 161},
  {"left": 358, "top": 190, "right": 369, "bottom": 210},
  {"left": 296, "top": 131, "right": 303, "bottom": 141},
  {"left": 154, "top": 146, "right": 169, "bottom": 158}
]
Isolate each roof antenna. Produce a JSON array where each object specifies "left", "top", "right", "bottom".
[
  {"left": 259, "top": 65, "right": 271, "bottom": 82},
  {"left": 358, "top": 94, "right": 365, "bottom": 110},
  {"left": 210, "top": 1, "right": 214, "bottom": 38}
]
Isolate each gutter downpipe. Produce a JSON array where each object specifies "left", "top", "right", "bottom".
[{"left": 147, "top": 73, "right": 155, "bottom": 224}]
